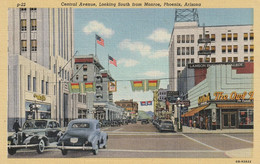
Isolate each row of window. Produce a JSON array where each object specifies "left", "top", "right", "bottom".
[
  {"left": 177, "top": 47, "right": 195, "bottom": 55},
  {"left": 78, "top": 94, "right": 87, "bottom": 104},
  {"left": 177, "top": 58, "right": 195, "bottom": 67},
  {"left": 20, "top": 8, "right": 37, "bottom": 11},
  {"left": 21, "top": 19, "right": 37, "bottom": 31},
  {"left": 75, "top": 64, "right": 88, "bottom": 71},
  {"left": 75, "top": 75, "right": 88, "bottom": 81},
  {"left": 221, "top": 45, "right": 254, "bottom": 53},
  {"left": 57, "top": 66, "right": 70, "bottom": 81},
  {"left": 27, "top": 75, "right": 49, "bottom": 95},
  {"left": 222, "top": 33, "right": 254, "bottom": 41},
  {"left": 21, "top": 40, "right": 37, "bottom": 52},
  {"left": 177, "top": 35, "right": 195, "bottom": 43},
  {"left": 220, "top": 56, "right": 254, "bottom": 62}
]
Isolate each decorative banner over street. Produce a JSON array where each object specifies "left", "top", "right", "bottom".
[
  {"left": 130, "top": 79, "right": 160, "bottom": 92},
  {"left": 147, "top": 80, "right": 160, "bottom": 91},
  {"left": 130, "top": 80, "right": 146, "bottom": 91},
  {"left": 69, "top": 83, "right": 81, "bottom": 93},
  {"left": 84, "top": 82, "right": 96, "bottom": 92},
  {"left": 108, "top": 81, "right": 117, "bottom": 92}
]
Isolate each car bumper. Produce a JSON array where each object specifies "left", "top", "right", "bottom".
[
  {"left": 57, "top": 145, "right": 92, "bottom": 150},
  {"left": 8, "top": 144, "right": 38, "bottom": 149}
]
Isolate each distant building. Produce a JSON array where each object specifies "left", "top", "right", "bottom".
[
  {"left": 115, "top": 99, "right": 138, "bottom": 118},
  {"left": 157, "top": 88, "right": 169, "bottom": 102}
]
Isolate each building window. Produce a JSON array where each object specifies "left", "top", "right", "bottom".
[
  {"left": 65, "top": 70, "right": 67, "bottom": 80},
  {"left": 83, "top": 95, "right": 86, "bottom": 104},
  {"left": 233, "top": 45, "right": 238, "bottom": 53},
  {"left": 199, "top": 34, "right": 202, "bottom": 39},
  {"left": 83, "top": 75, "right": 87, "bottom": 81},
  {"left": 41, "top": 80, "right": 44, "bottom": 94},
  {"left": 221, "top": 34, "right": 226, "bottom": 41},
  {"left": 20, "top": 8, "right": 26, "bottom": 11},
  {"left": 182, "top": 47, "right": 185, "bottom": 55},
  {"left": 227, "top": 33, "right": 232, "bottom": 41},
  {"left": 186, "top": 47, "right": 190, "bottom": 55},
  {"left": 186, "top": 59, "right": 190, "bottom": 65},
  {"left": 244, "top": 57, "right": 248, "bottom": 62},
  {"left": 199, "top": 58, "right": 203, "bottom": 63},
  {"left": 191, "top": 59, "right": 194, "bottom": 63},
  {"left": 177, "top": 35, "right": 180, "bottom": 43},
  {"left": 76, "top": 65, "right": 79, "bottom": 70},
  {"left": 21, "top": 40, "right": 27, "bottom": 52},
  {"left": 244, "top": 45, "right": 248, "bottom": 53},
  {"left": 186, "top": 35, "right": 190, "bottom": 43},
  {"left": 21, "top": 19, "right": 27, "bottom": 31},
  {"left": 205, "top": 58, "right": 210, "bottom": 63},
  {"left": 222, "top": 57, "right": 226, "bottom": 62},
  {"left": 250, "top": 56, "right": 254, "bottom": 62},
  {"left": 205, "top": 46, "right": 210, "bottom": 51},
  {"left": 177, "top": 47, "right": 180, "bottom": 55},
  {"left": 211, "top": 58, "right": 216, "bottom": 63},
  {"left": 191, "top": 35, "right": 194, "bottom": 43},
  {"left": 53, "top": 64, "right": 56, "bottom": 73},
  {"left": 211, "top": 34, "right": 215, "bottom": 41},
  {"left": 33, "top": 77, "right": 36, "bottom": 92},
  {"left": 30, "top": 8, "right": 37, "bottom": 11},
  {"left": 28, "top": 75, "right": 31, "bottom": 91},
  {"left": 233, "top": 33, "right": 238, "bottom": 41},
  {"left": 250, "top": 33, "right": 254, "bottom": 40},
  {"left": 177, "top": 59, "right": 181, "bottom": 67},
  {"left": 205, "top": 34, "right": 210, "bottom": 39},
  {"left": 31, "top": 40, "right": 37, "bottom": 51},
  {"left": 76, "top": 75, "right": 79, "bottom": 80},
  {"left": 54, "top": 85, "right": 56, "bottom": 95},
  {"left": 239, "top": 109, "right": 253, "bottom": 126},
  {"left": 191, "top": 47, "right": 194, "bottom": 55},
  {"left": 233, "top": 57, "right": 238, "bottom": 62},
  {"left": 228, "top": 57, "right": 232, "bottom": 62},
  {"left": 250, "top": 45, "right": 254, "bottom": 52},
  {"left": 222, "top": 46, "right": 226, "bottom": 53},
  {"left": 83, "top": 65, "right": 87, "bottom": 71},
  {"left": 59, "top": 67, "right": 61, "bottom": 77},
  {"left": 68, "top": 71, "right": 70, "bottom": 81},
  {"left": 244, "top": 33, "right": 248, "bottom": 40},
  {"left": 182, "top": 35, "right": 185, "bottom": 43},
  {"left": 78, "top": 94, "right": 82, "bottom": 103},
  {"left": 199, "top": 46, "right": 203, "bottom": 51},
  {"left": 31, "top": 19, "right": 37, "bottom": 31},
  {"left": 211, "top": 46, "right": 215, "bottom": 54},
  {"left": 228, "top": 45, "right": 232, "bottom": 53},
  {"left": 177, "top": 71, "right": 181, "bottom": 77},
  {"left": 182, "top": 59, "right": 185, "bottom": 67},
  {"left": 46, "top": 82, "right": 49, "bottom": 95}
]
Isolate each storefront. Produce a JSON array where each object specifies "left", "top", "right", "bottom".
[{"left": 25, "top": 101, "right": 51, "bottom": 120}]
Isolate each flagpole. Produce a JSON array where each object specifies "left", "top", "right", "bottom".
[{"left": 95, "top": 34, "right": 97, "bottom": 57}]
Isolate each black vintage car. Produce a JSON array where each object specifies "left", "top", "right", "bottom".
[
  {"left": 8, "top": 119, "right": 61, "bottom": 155},
  {"left": 141, "top": 119, "right": 149, "bottom": 124}
]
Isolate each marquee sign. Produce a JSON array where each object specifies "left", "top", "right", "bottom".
[{"left": 214, "top": 91, "right": 254, "bottom": 101}]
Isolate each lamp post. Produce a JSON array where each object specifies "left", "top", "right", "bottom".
[{"left": 177, "top": 97, "right": 184, "bottom": 132}]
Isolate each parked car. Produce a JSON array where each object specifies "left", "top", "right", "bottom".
[
  {"left": 158, "top": 120, "right": 174, "bottom": 132},
  {"left": 141, "top": 119, "right": 149, "bottom": 124},
  {"left": 57, "top": 119, "right": 108, "bottom": 155},
  {"left": 8, "top": 119, "right": 61, "bottom": 155}
]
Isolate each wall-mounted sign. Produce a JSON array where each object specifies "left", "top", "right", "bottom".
[
  {"left": 167, "top": 91, "right": 179, "bottom": 103},
  {"left": 198, "top": 93, "right": 211, "bottom": 105},
  {"left": 33, "top": 94, "right": 46, "bottom": 101},
  {"left": 108, "top": 81, "right": 117, "bottom": 92},
  {"left": 214, "top": 91, "right": 254, "bottom": 101},
  {"left": 188, "top": 62, "right": 244, "bottom": 69}
]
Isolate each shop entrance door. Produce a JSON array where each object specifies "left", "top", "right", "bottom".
[{"left": 222, "top": 112, "right": 237, "bottom": 129}]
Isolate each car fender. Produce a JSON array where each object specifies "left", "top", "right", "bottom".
[
  {"left": 23, "top": 135, "right": 49, "bottom": 146},
  {"left": 91, "top": 136, "right": 100, "bottom": 149}
]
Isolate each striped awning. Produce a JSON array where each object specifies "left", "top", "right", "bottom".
[
  {"left": 181, "top": 104, "right": 209, "bottom": 117},
  {"left": 216, "top": 103, "right": 253, "bottom": 109}
]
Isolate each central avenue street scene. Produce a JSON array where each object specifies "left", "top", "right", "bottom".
[{"left": 7, "top": 8, "right": 254, "bottom": 159}]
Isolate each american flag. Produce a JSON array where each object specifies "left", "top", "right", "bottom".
[
  {"left": 109, "top": 55, "right": 117, "bottom": 67},
  {"left": 96, "top": 34, "right": 104, "bottom": 46}
]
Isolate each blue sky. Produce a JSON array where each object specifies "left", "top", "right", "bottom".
[{"left": 74, "top": 8, "right": 253, "bottom": 112}]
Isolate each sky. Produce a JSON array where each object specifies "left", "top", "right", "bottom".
[{"left": 74, "top": 8, "right": 253, "bottom": 112}]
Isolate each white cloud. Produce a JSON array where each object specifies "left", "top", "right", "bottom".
[
  {"left": 149, "top": 49, "right": 168, "bottom": 59},
  {"left": 119, "top": 39, "right": 151, "bottom": 56},
  {"left": 141, "top": 71, "right": 166, "bottom": 77},
  {"left": 147, "top": 28, "right": 171, "bottom": 43},
  {"left": 83, "top": 20, "right": 114, "bottom": 38},
  {"left": 117, "top": 58, "right": 139, "bottom": 67}
]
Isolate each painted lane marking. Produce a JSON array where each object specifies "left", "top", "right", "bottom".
[
  {"left": 182, "top": 134, "right": 222, "bottom": 152},
  {"left": 222, "top": 134, "right": 253, "bottom": 144},
  {"left": 113, "top": 128, "right": 123, "bottom": 132},
  {"left": 100, "top": 149, "right": 223, "bottom": 153}
]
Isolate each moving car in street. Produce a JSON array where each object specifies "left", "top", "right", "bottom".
[
  {"left": 141, "top": 119, "right": 149, "bottom": 124},
  {"left": 57, "top": 119, "right": 108, "bottom": 155},
  {"left": 158, "top": 119, "right": 175, "bottom": 132},
  {"left": 8, "top": 119, "right": 61, "bottom": 155}
]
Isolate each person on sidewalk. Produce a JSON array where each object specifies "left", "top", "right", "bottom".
[
  {"left": 189, "top": 119, "right": 192, "bottom": 129},
  {"left": 193, "top": 120, "right": 196, "bottom": 129},
  {"left": 205, "top": 116, "right": 208, "bottom": 130},
  {"left": 200, "top": 116, "right": 204, "bottom": 129},
  {"left": 13, "top": 120, "right": 21, "bottom": 133}
]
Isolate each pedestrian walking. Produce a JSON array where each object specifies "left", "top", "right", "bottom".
[
  {"left": 205, "top": 117, "right": 208, "bottom": 130},
  {"left": 13, "top": 120, "right": 21, "bottom": 133},
  {"left": 189, "top": 119, "right": 192, "bottom": 129},
  {"left": 193, "top": 120, "right": 196, "bottom": 129},
  {"left": 200, "top": 116, "right": 204, "bottom": 129}
]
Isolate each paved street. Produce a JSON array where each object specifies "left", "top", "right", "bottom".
[{"left": 8, "top": 122, "right": 253, "bottom": 158}]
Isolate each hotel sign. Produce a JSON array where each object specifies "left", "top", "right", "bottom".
[
  {"left": 214, "top": 91, "right": 254, "bottom": 101},
  {"left": 33, "top": 94, "right": 46, "bottom": 101},
  {"left": 188, "top": 62, "right": 244, "bottom": 68}
]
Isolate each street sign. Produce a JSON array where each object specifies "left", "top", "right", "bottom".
[{"left": 167, "top": 91, "right": 179, "bottom": 103}]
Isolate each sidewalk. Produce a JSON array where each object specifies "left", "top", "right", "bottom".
[{"left": 182, "top": 125, "right": 253, "bottom": 134}]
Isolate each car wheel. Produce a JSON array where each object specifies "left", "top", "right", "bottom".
[
  {"left": 61, "top": 149, "right": 68, "bottom": 155},
  {"left": 36, "top": 139, "right": 45, "bottom": 154},
  {"left": 8, "top": 148, "right": 16, "bottom": 155},
  {"left": 103, "top": 144, "right": 107, "bottom": 149}
]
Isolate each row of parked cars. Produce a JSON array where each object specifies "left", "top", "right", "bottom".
[
  {"left": 8, "top": 119, "right": 108, "bottom": 156},
  {"left": 152, "top": 119, "right": 175, "bottom": 132},
  {"left": 100, "top": 119, "right": 137, "bottom": 127}
]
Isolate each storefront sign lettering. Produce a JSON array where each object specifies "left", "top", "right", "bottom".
[
  {"left": 198, "top": 93, "right": 211, "bottom": 105},
  {"left": 33, "top": 94, "right": 46, "bottom": 101},
  {"left": 214, "top": 91, "right": 254, "bottom": 101}
]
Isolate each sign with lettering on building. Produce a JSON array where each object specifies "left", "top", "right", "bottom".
[
  {"left": 213, "top": 91, "right": 254, "bottom": 101},
  {"left": 108, "top": 81, "right": 117, "bottom": 92},
  {"left": 33, "top": 93, "right": 46, "bottom": 101},
  {"left": 167, "top": 91, "right": 179, "bottom": 103},
  {"left": 188, "top": 62, "right": 244, "bottom": 69},
  {"left": 198, "top": 93, "right": 211, "bottom": 105}
]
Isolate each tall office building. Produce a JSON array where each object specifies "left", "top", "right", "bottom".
[{"left": 8, "top": 8, "right": 74, "bottom": 130}]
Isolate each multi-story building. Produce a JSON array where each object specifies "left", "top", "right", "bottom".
[
  {"left": 157, "top": 88, "right": 169, "bottom": 102},
  {"left": 115, "top": 99, "right": 138, "bottom": 119},
  {"left": 8, "top": 8, "right": 74, "bottom": 130},
  {"left": 169, "top": 12, "right": 254, "bottom": 91}
]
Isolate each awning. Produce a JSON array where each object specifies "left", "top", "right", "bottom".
[
  {"left": 216, "top": 103, "right": 253, "bottom": 109},
  {"left": 182, "top": 104, "right": 209, "bottom": 117}
]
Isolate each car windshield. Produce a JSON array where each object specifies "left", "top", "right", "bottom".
[
  {"left": 23, "top": 120, "right": 47, "bottom": 129},
  {"left": 71, "top": 123, "right": 90, "bottom": 128},
  {"left": 162, "top": 121, "right": 172, "bottom": 125}
]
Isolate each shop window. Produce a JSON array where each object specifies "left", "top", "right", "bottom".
[
  {"left": 211, "top": 46, "right": 215, "bottom": 53},
  {"left": 31, "top": 40, "right": 37, "bottom": 51},
  {"left": 250, "top": 45, "right": 254, "bottom": 52},
  {"left": 244, "top": 45, "right": 248, "bottom": 53},
  {"left": 191, "top": 35, "right": 194, "bottom": 43},
  {"left": 191, "top": 58, "right": 194, "bottom": 63},
  {"left": 83, "top": 75, "right": 87, "bottom": 81},
  {"left": 21, "top": 19, "right": 27, "bottom": 31},
  {"left": 228, "top": 57, "right": 232, "bottom": 62},
  {"left": 221, "top": 34, "right": 226, "bottom": 41},
  {"left": 83, "top": 65, "right": 87, "bottom": 71},
  {"left": 199, "top": 58, "right": 203, "bottom": 63},
  {"left": 222, "top": 57, "right": 226, "bottom": 62},
  {"left": 191, "top": 47, "right": 194, "bottom": 55},
  {"left": 244, "top": 33, "right": 248, "bottom": 40},
  {"left": 250, "top": 56, "right": 254, "bottom": 62},
  {"left": 244, "top": 57, "right": 248, "bottom": 62},
  {"left": 177, "top": 35, "right": 181, "bottom": 43},
  {"left": 177, "top": 59, "right": 181, "bottom": 67},
  {"left": 182, "top": 35, "right": 185, "bottom": 43},
  {"left": 177, "top": 47, "right": 180, "bottom": 55},
  {"left": 233, "top": 57, "right": 238, "bottom": 62},
  {"left": 31, "top": 19, "right": 37, "bottom": 31},
  {"left": 227, "top": 33, "right": 232, "bottom": 41},
  {"left": 182, "top": 47, "right": 185, "bottom": 55},
  {"left": 233, "top": 45, "right": 238, "bottom": 53},
  {"left": 182, "top": 59, "right": 185, "bottom": 67},
  {"left": 186, "top": 35, "right": 190, "bottom": 43},
  {"left": 28, "top": 75, "right": 31, "bottom": 91},
  {"left": 211, "top": 34, "right": 215, "bottom": 41},
  {"left": 21, "top": 40, "right": 27, "bottom": 52},
  {"left": 222, "top": 46, "right": 226, "bottom": 53},
  {"left": 211, "top": 58, "right": 216, "bottom": 63},
  {"left": 239, "top": 110, "right": 253, "bottom": 126},
  {"left": 228, "top": 45, "right": 232, "bottom": 53},
  {"left": 186, "top": 47, "right": 190, "bottom": 55},
  {"left": 233, "top": 33, "right": 238, "bottom": 41},
  {"left": 250, "top": 33, "right": 254, "bottom": 40}
]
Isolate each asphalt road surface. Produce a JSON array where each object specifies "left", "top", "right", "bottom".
[{"left": 8, "top": 122, "right": 253, "bottom": 158}]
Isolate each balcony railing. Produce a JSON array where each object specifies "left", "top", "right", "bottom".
[
  {"left": 198, "top": 50, "right": 211, "bottom": 55},
  {"left": 198, "top": 38, "right": 211, "bottom": 44}
]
